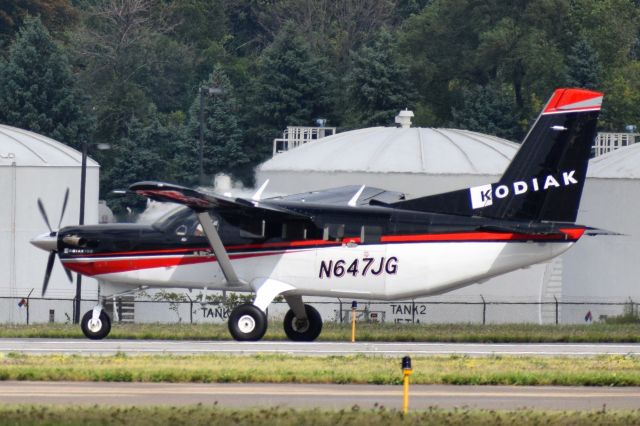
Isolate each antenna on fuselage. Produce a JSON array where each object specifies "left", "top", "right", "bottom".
[
  {"left": 252, "top": 179, "right": 270, "bottom": 203},
  {"left": 348, "top": 185, "right": 366, "bottom": 207}
]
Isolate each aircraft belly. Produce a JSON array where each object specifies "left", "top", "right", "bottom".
[
  {"left": 384, "top": 241, "right": 574, "bottom": 299},
  {"left": 263, "top": 241, "right": 573, "bottom": 300},
  {"left": 236, "top": 248, "right": 315, "bottom": 286},
  {"left": 76, "top": 240, "right": 573, "bottom": 298},
  {"left": 89, "top": 257, "right": 227, "bottom": 288},
  {"left": 88, "top": 249, "right": 313, "bottom": 291}
]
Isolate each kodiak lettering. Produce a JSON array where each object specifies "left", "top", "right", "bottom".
[{"left": 469, "top": 170, "right": 578, "bottom": 210}]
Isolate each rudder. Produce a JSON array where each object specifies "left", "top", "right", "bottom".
[{"left": 391, "top": 88, "right": 603, "bottom": 223}]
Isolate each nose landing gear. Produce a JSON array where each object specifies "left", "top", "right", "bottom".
[
  {"left": 228, "top": 303, "right": 268, "bottom": 341},
  {"left": 80, "top": 306, "right": 111, "bottom": 340}
]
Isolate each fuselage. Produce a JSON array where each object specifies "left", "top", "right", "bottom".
[{"left": 57, "top": 201, "right": 585, "bottom": 300}]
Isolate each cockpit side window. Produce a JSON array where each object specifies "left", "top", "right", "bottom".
[
  {"left": 154, "top": 206, "right": 220, "bottom": 239},
  {"left": 175, "top": 224, "right": 188, "bottom": 237}
]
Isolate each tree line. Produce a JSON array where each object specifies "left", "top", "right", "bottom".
[{"left": 0, "top": 0, "right": 638, "bottom": 213}]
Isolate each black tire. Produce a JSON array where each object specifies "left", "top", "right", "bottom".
[
  {"left": 80, "top": 310, "right": 111, "bottom": 340},
  {"left": 283, "top": 304, "right": 322, "bottom": 342},
  {"left": 228, "top": 304, "right": 268, "bottom": 341}
]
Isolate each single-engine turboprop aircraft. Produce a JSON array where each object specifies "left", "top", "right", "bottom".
[{"left": 32, "top": 88, "right": 604, "bottom": 341}]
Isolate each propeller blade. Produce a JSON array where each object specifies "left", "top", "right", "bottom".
[
  {"left": 37, "top": 199, "right": 53, "bottom": 233},
  {"left": 42, "top": 251, "right": 56, "bottom": 296},
  {"left": 57, "top": 188, "right": 70, "bottom": 229},
  {"left": 61, "top": 261, "right": 73, "bottom": 282}
]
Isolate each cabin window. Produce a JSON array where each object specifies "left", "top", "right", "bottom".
[
  {"left": 360, "top": 225, "right": 382, "bottom": 244},
  {"left": 323, "top": 224, "right": 345, "bottom": 241},
  {"left": 282, "top": 222, "right": 306, "bottom": 241},
  {"left": 240, "top": 220, "right": 266, "bottom": 239}
]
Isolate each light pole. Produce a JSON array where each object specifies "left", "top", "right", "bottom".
[
  {"left": 74, "top": 141, "right": 109, "bottom": 324},
  {"left": 73, "top": 141, "right": 88, "bottom": 324},
  {"left": 199, "top": 85, "right": 225, "bottom": 185}
]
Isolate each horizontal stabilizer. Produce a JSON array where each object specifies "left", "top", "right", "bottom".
[{"left": 584, "top": 227, "right": 625, "bottom": 236}]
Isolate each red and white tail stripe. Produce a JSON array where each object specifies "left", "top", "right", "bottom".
[{"left": 543, "top": 88, "right": 603, "bottom": 115}]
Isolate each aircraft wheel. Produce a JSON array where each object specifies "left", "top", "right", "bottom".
[
  {"left": 80, "top": 310, "right": 111, "bottom": 340},
  {"left": 228, "top": 304, "right": 268, "bottom": 341},
  {"left": 283, "top": 304, "right": 322, "bottom": 342}
]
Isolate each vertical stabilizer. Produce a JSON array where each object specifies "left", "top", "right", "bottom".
[{"left": 391, "top": 88, "right": 603, "bottom": 223}]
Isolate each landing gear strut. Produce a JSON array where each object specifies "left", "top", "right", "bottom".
[
  {"left": 80, "top": 308, "right": 111, "bottom": 340},
  {"left": 283, "top": 304, "right": 322, "bottom": 342},
  {"left": 228, "top": 303, "right": 268, "bottom": 341}
]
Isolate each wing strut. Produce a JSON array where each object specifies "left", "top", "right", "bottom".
[{"left": 196, "top": 212, "right": 242, "bottom": 286}]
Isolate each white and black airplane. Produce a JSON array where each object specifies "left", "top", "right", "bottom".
[{"left": 32, "top": 88, "right": 604, "bottom": 341}]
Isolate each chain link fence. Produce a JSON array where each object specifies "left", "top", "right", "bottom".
[{"left": 2, "top": 296, "right": 638, "bottom": 325}]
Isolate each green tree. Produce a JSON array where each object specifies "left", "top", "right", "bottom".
[
  {"left": 72, "top": 0, "right": 195, "bottom": 145},
  {"left": 450, "top": 83, "right": 521, "bottom": 141},
  {"left": 0, "top": 0, "right": 77, "bottom": 47},
  {"left": 248, "top": 21, "right": 333, "bottom": 163},
  {"left": 345, "top": 29, "right": 414, "bottom": 126},
  {"left": 400, "top": 0, "right": 571, "bottom": 131},
  {"left": 103, "top": 106, "right": 187, "bottom": 214},
  {"left": 251, "top": 0, "right": 396, "bottom": 67},
  {"left": 0, "top": 17, "right": 91, "bottom": 148},
  {"left": 565, "top": 39, "right": 602, "bottom": 90},
  {"left": 177, "top": 66, "right": 249, "bottom": 186},
  {"left": 394, "top": 0, "right": 432, "bottom": 20},
  {"left": 170, "top": 0, "right": 230, "bottom": 80},
  {"left": 568, "top": 0, "right": 639, "bottom": 70},
  {"left": 599, "top": 62, "right": 640, "bottom": 131}
]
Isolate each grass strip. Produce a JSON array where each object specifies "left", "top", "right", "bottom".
[
  {"left": 1, "top": 405, "right": 640, "bottom": 426},
  {"left": 2, "top": 322, "right": 640, "bottom": 342},
  {"left": 2, "top": 353, "right": 640, "bottom": 386}
]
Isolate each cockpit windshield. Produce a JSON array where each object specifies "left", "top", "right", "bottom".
[
  {"left": 152, "top": 206, "right": 197, "bottom": 232},
  {"left": 152, "top": 206, "right": 218, "bottom": 238}
]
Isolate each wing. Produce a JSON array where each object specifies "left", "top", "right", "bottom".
[
  {"left": 270, "top": 185, "right": 405, "bottom": 206},
  {"left": 130, "top": 181, "right": 308, "bottom": 220},
  {"left": 130, "top": 181, "right": 309, "bottom": 287}
]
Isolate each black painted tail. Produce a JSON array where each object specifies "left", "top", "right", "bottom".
[{"left": 390, "top": 88, "right": 603, "bottom": 223}]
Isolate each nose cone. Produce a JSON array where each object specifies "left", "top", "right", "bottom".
[{"left": 31, "top": 232, "right": 58, "bottom": 252}]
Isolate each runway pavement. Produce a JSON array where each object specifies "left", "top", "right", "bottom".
[
  {"left": 2, "top": 340, "right": 640, "bottom": 411},
  {"left": 2, "top": 381, "right": 640, "bottom": 410},
  {"left": 1, "top": 338, "right": 640, "bottom": 356}
]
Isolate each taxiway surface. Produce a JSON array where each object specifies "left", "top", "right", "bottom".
[
  {"left": 2, "top": 382, "right": 640, "bottom": 410},
  {"left": 1, "top": 338, "right": 639, "bottom": 356}
]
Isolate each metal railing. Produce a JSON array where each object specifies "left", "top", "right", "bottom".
[
  {"left": 2, "top": 296, "right": 638, "bottom": 326},
  {"left": 593, "top": 132, "right": 638, "bottom": 157},
  {"left": 272, "top": 126, "right": 336, "bottom": 155}
]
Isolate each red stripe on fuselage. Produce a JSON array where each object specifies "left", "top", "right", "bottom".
[
  {"left": 381, "top": 228, "right": 584, "bottom": 243},
  {"left": 76, "top": 239, "right": 341, "bottom": 258},
  {"left": 69, "top": 229, "right": 583, "bottom": 260},
  {"left": 63, "top": 250, "right": 291, "bottom": 276},
  {"left": 61, "top": 229, "right": 584, "bottom": 277}
]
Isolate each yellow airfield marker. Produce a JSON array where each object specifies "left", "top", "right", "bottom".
[
  {"left": 351, "top": 301, "right": 357, "bottom": 342},
  {"left": 402, "top": 355, "right": 412, "bottom": 414}
]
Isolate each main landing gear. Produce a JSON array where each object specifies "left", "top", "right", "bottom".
[
  {"left": 227, "top": 292, "right": 323, "bottom": 342},
  {"left": 80, "top": 306, "right": 111, "bottom": 340},
  {"left": 283, "top": 304, "right": 322, "bottom": 342}
]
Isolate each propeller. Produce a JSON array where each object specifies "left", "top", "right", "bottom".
[{"left": 34, "top": 188, "right": 73, "bottom": 296}]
